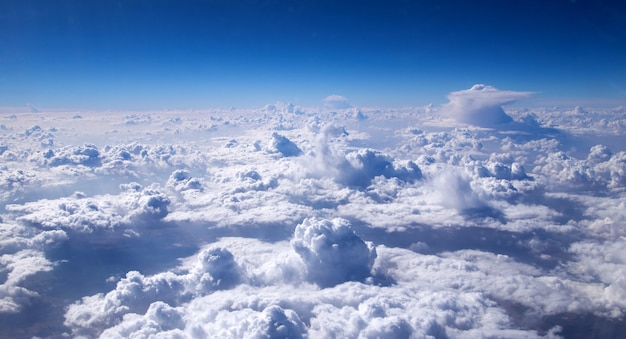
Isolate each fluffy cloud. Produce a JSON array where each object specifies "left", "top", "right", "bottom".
[
  {"left": 442, "top": 84, "right": 533, "bottom": 127},
  {"left": 6, "top": 184, "right": 171, "bottom": 233},
  {"left": 64, "top": 246, "right": 244, "bottom": 337},
  {"left": 73, "top": 244, "right": 571, "bottom": 338},
  {"left": 301, "top": 125, "right": 422, "bottom": 188},
  {"left": 291, "top": 218, "right": 376, "bottom": 287},
  {"left": 1, "top": 101, "right": 626, "bottom": 337},
  {"left": 267, "top": 132, "right": 302, "bottom": 157},
  {"left": 567, "top": 239, "right": 626, "bottom": 314},
  {"left": 43, "top": 144, "right": 101, "bottom": 167},
  {"left": 0, "top": 217, "right": 67, "bottom": 314},
  {"left": 431, "top": 169, "right": 490, "bottom": 213},
  {"left": 0, "top": 249, "right": 54, "bottom": 313},
  {"left": 533, "top": 146, "right": 626, "bottom": 192}
]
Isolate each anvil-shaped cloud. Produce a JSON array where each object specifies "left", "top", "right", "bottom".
[
  {"left": 443, "top": 84, "right": 533, "bottom": 127},
  {"left": 323, "top": 95, "right": 351, "bottom": 109}
]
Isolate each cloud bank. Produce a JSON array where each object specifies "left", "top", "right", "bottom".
[{"left": 1, "top": 100, "right": 625, "bottom": 337}]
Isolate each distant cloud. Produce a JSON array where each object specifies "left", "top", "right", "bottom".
[
  {"left": 26, "top": 104, "right": 40, "bottom": 113},
  {"left": 442, "top": 84, "right": 533, "bottom": 127},
  {"left": 323, "top": 95, "right": 351, "bottom": 109},
  {"left": 302, "top": 125, "right": 422, "bottom": 188}
]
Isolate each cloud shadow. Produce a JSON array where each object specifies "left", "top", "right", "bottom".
[{"left": 348, "top": 219, "right": 580, "bottom": 270}]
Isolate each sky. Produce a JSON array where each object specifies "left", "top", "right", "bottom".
[{"left": 1, "top": 0, "right": 626, "bottom": 109}]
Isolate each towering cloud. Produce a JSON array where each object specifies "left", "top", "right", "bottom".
[
  {"left": 323, "top": 95, "right": 351, "bottom": 109},
  {"left": 268, "top": 132, "right": 302, "bottom": 157},
  {"left": 291, "top": 218, "right": 376, "bottom": 287},
  {"left": 303, "top": 125, "right": 422, "bottom": 188},
  {"left": 442, "top": 84, "right": 533, "bottom": 127}
]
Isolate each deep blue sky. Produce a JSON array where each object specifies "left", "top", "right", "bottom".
[{"left": 1, "top": 0, "right": 625, "bottom": 109}]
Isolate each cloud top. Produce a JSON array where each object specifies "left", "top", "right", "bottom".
[
  {"left": 323, "top": 95, "right": 351, "bottom": 109},
  {"left": 443, "top": 84, "right": 533, "bottom": 126},
  {"left": 291, "top": 217, "right": 376, "bottom": 287}
]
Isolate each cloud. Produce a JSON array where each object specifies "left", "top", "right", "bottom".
[
  {"left": 291, "top": 217, "right": 377, "bottom": 287},
  {"left": 533, "top": 146, "right": 626, "bottom": 192},
  {"left": 430, "top": 169, "right": 504, "bottom": 221},
  {"left": 6, "top": 183, "right": 173, "bottom": 233},
  {"left": 0, "top": 212, "right": 68, "bottom": 315},
  {"left": 43, "top": 144, "right": 101, "bottom": 167},
  {"left": 323, "top": 95, "right": 352, "bottom": 109},
  {"left": 442, "top": 84, "right": 533, "bottom": 127},
  {"left": 166, "top": 169, "right": 203, "bottom": 192},
  {"left": 267, "top": 132, "right": 302, "bottom": 157},
  {"left": 64, "top": 246, "right": 244, "bottom": 337},
  {"left": 0, "top": 249, "right": 55, "bottom": 313},
  {"left": 301, "top": 125, "right": 422, "bottom": 188},
  {"left": 567, "top": 239, "right": 626, "bottom": 313},
  {"left": 99, "top": 303, "right": 308, "bottom": 339},
  {"left": 2, "top": 104, "right": 626, "bottom": 337}
]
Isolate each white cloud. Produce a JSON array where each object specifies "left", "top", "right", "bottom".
[
  {"left": 442, "top": 84, "right": 533, "bottom": 127},
  {"left": 300, "top": 125, "right": 422, "bottom": 188},
  {"left": 291, "top": 218, "right": 377, "bottom": 287},
  {"left": 64, "top": 246, "right": 244, "bottom": 337},
  {"left": 0, "top": 216, "right": 67, "bottom": 315},
  {"left": 267, "top": 132, "right": 302, "bottom": 157},
  {"left": 431, "top": 169, "right": 495, "bottom": 216},
  {"left": 0, "top": 249, "right": 55, "bottom": 313},
  {"left": 323, "top": 94, "right": 352, "bottom": 109},
  {"left": 6, "top": 185, "right": 171, "bottom": 233},
  {"left": 1, "top": 103, "right": 626, "bottom": 337}
]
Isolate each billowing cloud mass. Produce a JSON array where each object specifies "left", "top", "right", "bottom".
[
  {"left": 267, "top": 132, "right": 302, "bottom": 157},
  {"left": 291, "top": 217, "right": 376, "bottom": 287},
  {"left": 443, "top": 84, "right": 533, "bottom": 126},
  {"left": 1, "top": 94, "right": 626, "bottom": 337}
]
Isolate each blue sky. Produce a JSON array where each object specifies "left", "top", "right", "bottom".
[{"left": 1, "top": 0, "right": 625, "bottom": 110}]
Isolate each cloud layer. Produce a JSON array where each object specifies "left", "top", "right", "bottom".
[{"left": 1, "top": 94, "right": 625, "bottom": 337}]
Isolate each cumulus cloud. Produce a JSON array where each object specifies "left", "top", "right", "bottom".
[
  {"left": 0, "top": 214, "right": 67, "bottom": 315},
  {"left": 267, "top": 132, "right": 302, "bottom": 157},
  {"left": 2, "top": 103, "right": 626, "bottom": 337},
  {"left": 533, "top": 145, "right": 626, "bottom": 192},
  {"left": 99, "top": 302, "right": 307, "bottom": 339},
  {"left": 442, "top": 84, "right": 533, "bottom": 127},
  {"left": 6, "top": 184, "right": 171, "bottom": 233},
  {"left": 64, "top": 246, "right": 243, "bottom": 337},
  {"left": 432, "top": 170, "right": 482, "bottom": 209},
  {"left": 291, "top": 217, "right": 376, "bottom": 287},
  {"left": 166, "top": 169, "right": 203, "bottom": 192},
  {"left": 323, "top": 94, "right": 352, "bottom": 109},
  {"left": 567, "top": 239, "right": 626, "bottom": 313},
  {"left": 344, "top": 149, "right": 423, "bottom": 186},
  {"left": 0, "top": 249, "right": 54, "bottom": 313},
  {"left": 302, "top": 125, "right": 422, "bottom": 188},
  {"left": 43, "top": 144, "right": 101, "bottom": 167}
]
